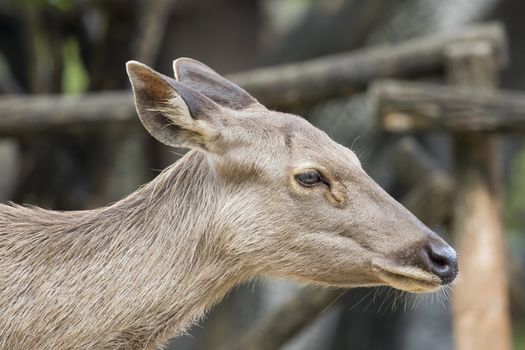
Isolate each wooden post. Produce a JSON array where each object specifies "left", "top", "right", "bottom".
[{"left": 444, "top": 41, "right": 512, "bottom": 350}]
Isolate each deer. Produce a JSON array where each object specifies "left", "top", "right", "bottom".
[{"left": 0, "top": 58, "right": 458, "bottom": 350}]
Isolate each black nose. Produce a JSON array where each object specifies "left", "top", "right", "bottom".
[{"left": 423, "top": 241, "right": 458, "bottom": 284}]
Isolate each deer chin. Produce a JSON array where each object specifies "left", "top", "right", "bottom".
[{"left": 371, "top": 259, "right": 442, "bottom": 293}]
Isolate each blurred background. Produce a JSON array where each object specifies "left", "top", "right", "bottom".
[{"left": 0, "top": 0, "right": 524, "bottom": 349}]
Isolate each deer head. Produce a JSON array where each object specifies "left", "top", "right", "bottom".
[{"left": 126, "top": 58, "right": 458, "bottom": 294}]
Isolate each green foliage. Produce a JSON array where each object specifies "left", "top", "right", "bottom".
[
  {"left": 506, "top": 145, "right": 525, "bottom": 232},
  {"left": 46, "top": 0, "right": 73, "bottom": 11},
  {"left": 514, "top": 319, "right": 525, "bottom": 350},
  {"left": 0, "top": 53, "right": 8, "bottom": 81},
  {"left": 62, "top": 38, "right": 88, "bottom": 94},
  {"left": 9, "top": 0, "right": 73, "bottom": 11}
]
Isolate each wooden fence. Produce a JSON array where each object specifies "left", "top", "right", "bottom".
[{"left": 0, "top": 22, "right": 520, "bottom": 350}]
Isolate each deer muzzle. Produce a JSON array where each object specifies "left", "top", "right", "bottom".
[{"left": 420, "top": 233, "right": 458, "bottom": 285}]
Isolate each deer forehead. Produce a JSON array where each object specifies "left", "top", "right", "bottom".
[
  {"left": 277, "top": 114, "right": 362, "bottom": 173},
  {"left": 223, "top": 110, "right": 362, "bottom": 181}
]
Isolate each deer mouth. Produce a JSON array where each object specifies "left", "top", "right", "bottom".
[{"left": 371, "top": 259, "right": 442, "bottom": 293}]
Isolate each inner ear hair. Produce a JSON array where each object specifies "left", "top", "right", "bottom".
[{"left": 127, "top": 60, "right": 222, "bottom": 150}]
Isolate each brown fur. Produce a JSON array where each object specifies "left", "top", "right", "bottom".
[{"left": 0, "top": 58, "right": 455, "bottom": 349}]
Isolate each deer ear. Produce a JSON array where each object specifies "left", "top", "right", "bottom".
[
  {"left": 173, "top": 57, "right": 263, "bottom": 111},
  {"left": 126, "top": 61, "right": 222, "bottom": 151}
]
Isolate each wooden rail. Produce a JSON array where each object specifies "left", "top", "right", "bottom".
[
  {"left": 0, "top": 23, "right": 506, "bottom": 137},
  {"left": 370, "top": 80, "right": 525, "bottom": 132}
]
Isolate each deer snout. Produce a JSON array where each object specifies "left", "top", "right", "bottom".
[{"left": 421, "top": 238, "right": 458, "bottom": 285}]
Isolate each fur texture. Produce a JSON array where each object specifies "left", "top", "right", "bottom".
[
  {"left": 0, "top": 58, "right": 457, "bottom": 349},
  {"left": 0, "top": 152, "right": 249, "bottom": 349}
]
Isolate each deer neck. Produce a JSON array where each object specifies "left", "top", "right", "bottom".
[
  {"left": 1, "top": 150, "right": 248, "bottom": 349},
  {"left": 104, "top": 150, "right": 248, "bottom": 341}
]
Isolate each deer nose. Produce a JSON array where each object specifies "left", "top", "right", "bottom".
[{"left": 422, "top": 241, "right": 458, "bottom": 285}]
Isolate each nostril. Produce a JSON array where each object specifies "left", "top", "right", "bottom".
[
  {"left": 424, "top": 242, "right": 458, "bottom": 285},
  {"left": 429, "top": 249, "right": 449, "bottom": 269}
]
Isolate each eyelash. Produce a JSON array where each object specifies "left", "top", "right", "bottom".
[{"left": 295, "top": 171, "right": 330, "bottom": 188}]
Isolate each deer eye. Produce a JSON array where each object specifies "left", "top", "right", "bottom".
[{"left": 295, "top": 171, "right": 328, "bottom": 187}]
